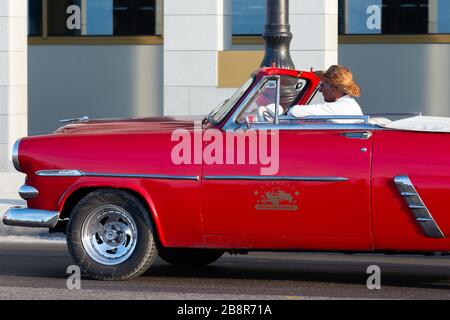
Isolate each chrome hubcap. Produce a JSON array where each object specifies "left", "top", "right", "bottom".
[{"left": 81, "top": 205, "right": 138, "bottom": 266}]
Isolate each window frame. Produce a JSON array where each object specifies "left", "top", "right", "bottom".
[
  {"left": 29, "top": 0, "right": 163, "bottom": 45},
  {"left": 30, "top": 0, "right": 450, "bottom": 45},
  {"left": 223, "top": 75, "right": 373, "bottom": 132},
  {"left": 338, "top": 0, "right": 450, "bottom": 37}
]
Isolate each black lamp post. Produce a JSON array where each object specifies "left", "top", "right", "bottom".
[{"left": 260, "top": 0, "right": 295, "bottom": 69}]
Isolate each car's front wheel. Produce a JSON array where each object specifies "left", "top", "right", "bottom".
[{"left": 67, "top": 189, "right": 157, "bottom": 280}]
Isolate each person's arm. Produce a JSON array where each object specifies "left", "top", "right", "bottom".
[{"left": 287, "top": 102, "right": 336, "bottom": 118}]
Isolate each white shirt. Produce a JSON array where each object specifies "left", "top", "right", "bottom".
[{"left": 287, "top": 95, "right": 363, "bottom": 118}]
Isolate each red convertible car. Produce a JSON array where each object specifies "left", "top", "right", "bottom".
[{"left": 4, "top": 67, "right": 450, "bottom": 280}]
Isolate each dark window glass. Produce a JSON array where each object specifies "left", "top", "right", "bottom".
[
  {"left": 28, "top": 0, "right": 42, "bottom": 36},
  {"left": 113, "top": 0, "right": 156, "bottom": 35},
  {"left": 232, "top": 0, "right": 265, "bottom": 35},
  {"left": 48, "top": 0, "right": 80, "bottom": 36},
  {"left": 47, "top": 0, "right": 160, "bottom": 36},
  {"left": 338, "top": 0, "right": 346, "bottom": 35},
  {"left": 382, "top": 0, "right": 429, "bottom": 34}
]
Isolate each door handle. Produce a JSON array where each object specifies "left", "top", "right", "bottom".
[{"left": 342, "top": 132, "right": 372, "bottom": 139}]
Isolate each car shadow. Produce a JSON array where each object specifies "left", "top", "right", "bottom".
[
  {"left": 0, "top": 245, "right": 450, "bottom": 292},
  {"left": 143, "top": 255, "right": 450, "bottom": 291}
]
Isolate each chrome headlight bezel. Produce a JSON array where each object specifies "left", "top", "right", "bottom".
[{"left": 12, "top": 139, "right": 22, "bottom": 172}]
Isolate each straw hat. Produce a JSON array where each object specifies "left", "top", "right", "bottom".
[{"left": 316, "top": 65, "right": 361, "bottom": 97}]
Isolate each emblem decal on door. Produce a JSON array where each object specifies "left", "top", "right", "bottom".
[{"left": 254, "top": 183, "right": 299, "bottom": 211}]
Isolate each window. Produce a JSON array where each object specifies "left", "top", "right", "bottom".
[
  {"left": 47, "top": 0, "right": 80, "bottom": 36},
  {"left": 382, "top": 0, "right": 428, "bottom": 34},
  {"left": 437, "top": 1, "right": 450, "bottom": 33},
  {"left": 237, "top": 79, "right": 278, "bottom": 124},
  {"left": 339, "top": 0, "right": 450, "bottom": 35},
  {"left": 29, "top": 0, "right": 43, "bottom": 36},
  {"left": 232, "top": 0, "right": 265, "bottom": 35},
  {"left": 30, "top": 0, "right": 162, "bottom": 37},
  {"left": 113, "top": 0, "right": 159, "bottom": 36},
  {"left": 211, "top": 77, "right": 255, "bottom": 125}
]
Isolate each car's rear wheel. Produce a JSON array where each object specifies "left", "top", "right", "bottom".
[
  {"left": 158, "top": 248, "right": 224, "bottom": 267},
  {"left": 67, "top": 189, "right": 157, "bottom": 280}
]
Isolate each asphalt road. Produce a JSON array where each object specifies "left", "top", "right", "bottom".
[{"left": 0, "top": 240, "right": 450, "bottom": 300}]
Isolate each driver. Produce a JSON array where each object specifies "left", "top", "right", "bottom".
[{"left": 287, "top": 65, "right": 363, "bottom": 118}]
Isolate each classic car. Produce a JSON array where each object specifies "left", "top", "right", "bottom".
[{"left": 4, "top": 67, "right": 450, "bottom": 280}]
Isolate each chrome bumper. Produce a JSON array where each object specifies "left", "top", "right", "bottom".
[{"left": 3, "top": 207, "right": 60, "bottom": 228}]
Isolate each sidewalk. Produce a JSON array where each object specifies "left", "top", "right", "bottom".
[{"left": 0, "top": 172, "right": 63, "bottom": 240}]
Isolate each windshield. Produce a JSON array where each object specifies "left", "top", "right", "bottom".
[{"left": 208, "top": 77, "right": 255, "bottom": 125}]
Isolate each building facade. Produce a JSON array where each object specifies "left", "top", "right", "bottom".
[
  {"left": 0, "top": 0, "right": 27, "bottom": 172},
  {"left": 1, "top": 0, "right": 450, "bottom": 172}
]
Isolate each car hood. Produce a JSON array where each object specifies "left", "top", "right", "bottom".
[{"left": 55, "top": 116, "right": 205, "bottom": 135}]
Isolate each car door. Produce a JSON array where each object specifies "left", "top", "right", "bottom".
[{"left": 201, "top": 76, "right": 373, "bottom": 250}]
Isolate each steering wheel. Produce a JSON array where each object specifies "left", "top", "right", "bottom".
[{"left": 257, "top": 104, "right": 281, "bottom": 122}]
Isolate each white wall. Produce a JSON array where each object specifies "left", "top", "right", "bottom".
[
  {"left": 290, "top": 0, "right": 338, "bottom": 71},
  {"left": 339, "top": 43, "right": 450, "bottom": 117},
  {"left": 0, "top": 0, "right": 27, "bottom": 172},
  {"left": 163, "top": 0, "right": 235, "bottom": 116},
  {"left": 28, "top": 45, "right": 164, "bottom": 135}
]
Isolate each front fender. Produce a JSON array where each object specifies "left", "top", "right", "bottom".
[{"left": 57, "top": 180, "right": 167, "bottom": 247}]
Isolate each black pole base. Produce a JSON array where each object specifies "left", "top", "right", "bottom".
[
  {"left": 260, "top": 0, "right": 295, "bottom": 70},
  {"left": 260, "top": 32, "right": 295, "bottom": 70}
]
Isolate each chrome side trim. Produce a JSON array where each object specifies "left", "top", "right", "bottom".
[
  {"left": 301, "top": 115, "right": 370, "bottom": 124},
  {"left": 12, "top": 139, "right": 22, "bottom": 172},
  {"left": 18, "top": 185, "right": 39, "bottom": 200},
  {"left": 3, "top": 207, "right": 60, "bottom": 228},
  {"left": 84, "top": 173, "right": 200, "bottom": 181},
  {"left": 35, "top": 170, "right": 200, "bottom": 181},
  {"left": 36, "top": 170, "right": 84, "bottom": 177},
  {"left": 394, "top": 175, "right": 445, "bottom": 239},
  {"left": 204, "top": 176, "right": 348, "bottom": 182},
  {"left": 242, "top": 123, "right": 377, "bottom": 131},
  {"left": 409, "top": 204, "right": 426, "bottom": 209}
]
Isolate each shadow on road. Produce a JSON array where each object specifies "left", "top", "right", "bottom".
[
  {"left": 143, "top": 255, "right": 450, "bottom": 291},
  {"left": 0, "top": 242, "right": 450, "bottom": 292}
]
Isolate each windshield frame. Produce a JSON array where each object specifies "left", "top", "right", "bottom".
[{"left": 206, "top": 76, "right": 256, "bottom": 126}]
